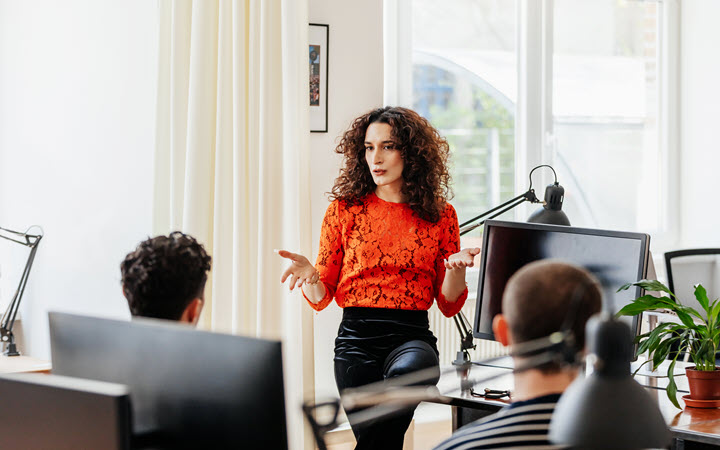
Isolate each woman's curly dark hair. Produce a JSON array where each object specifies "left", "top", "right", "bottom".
[
  {"left": 330, "top": 106, "right": 452, "bottom": 223},
  {"left": 120, "top": 232, "right": 212, "bottom": 321}
]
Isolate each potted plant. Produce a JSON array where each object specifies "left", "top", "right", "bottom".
[{"left": 617, "top": 279, "right": 720, "bottom": 409}]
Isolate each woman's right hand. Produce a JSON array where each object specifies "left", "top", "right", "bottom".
[{"left": 277, "top": 250, "right": 320, "bottom": 291}]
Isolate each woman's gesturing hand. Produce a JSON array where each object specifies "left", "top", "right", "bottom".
[
  {"left": 277, "top": 249, "right": 320, "bottom": 291},
  {"left": 444, "top": 247, "right": 481, "bottom": 270}
]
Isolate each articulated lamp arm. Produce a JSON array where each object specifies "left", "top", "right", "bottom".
[
  {"left": 0, "top": 226, "right": 43, "bottom": 356},
  {"left": 453, "top": 164, "right": 568, "bottom": 365}
]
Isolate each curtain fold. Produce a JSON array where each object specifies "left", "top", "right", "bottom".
[{"left": 154, "top": 1, "right": 313, "bottom": 448}]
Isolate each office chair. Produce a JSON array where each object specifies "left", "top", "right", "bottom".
[
  {"left": 665, "top": 249, "right": 720, "bottom": 316},
  {"left": 664, "top": 249, "right": 720, "bottom": 361}
]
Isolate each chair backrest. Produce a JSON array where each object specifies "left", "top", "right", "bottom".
[{"left": 665, "top": 249, "right": 720, "bottom": 318}]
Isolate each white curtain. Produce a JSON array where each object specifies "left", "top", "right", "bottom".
[{"left": 154, "top": 1, "right": 314, "bottom": 448}]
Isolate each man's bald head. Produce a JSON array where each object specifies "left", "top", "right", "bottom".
[{"left": 502, "top": 260, "right": 602, "bottom": 355}]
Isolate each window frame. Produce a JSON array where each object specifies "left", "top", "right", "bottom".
[{"left": 384, "top": 0, "right": 680, "bottom": 250}]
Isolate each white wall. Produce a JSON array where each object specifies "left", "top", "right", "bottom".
[
  {"left": 679, "top": 0, "right": 720, "bottom": 248},
  {"left": 308, "top": 0, "right": 384, "bottom": 399},
  {"left": 0, "top": 1, "right": 157, "bottom": 359}
]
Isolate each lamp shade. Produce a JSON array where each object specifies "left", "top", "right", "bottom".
[
  {"left": 527, "top": 183, "right": 570, "bottom": 225},
  {"left": 527, "top": 207, "right": 570, "bottom": 225},
  {"left": 549, "top": 314, "right": 670, "bottom": 449}
]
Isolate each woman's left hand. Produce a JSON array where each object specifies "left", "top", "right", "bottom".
[{"left": 444, "top": 247, "right": 481, "bottom": 270}]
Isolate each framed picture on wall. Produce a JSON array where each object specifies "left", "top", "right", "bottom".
[{"left": 309, "top": 23, "right": 329, "bottom": 133}]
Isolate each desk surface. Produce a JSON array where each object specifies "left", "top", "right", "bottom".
[
  {"left": 435, "top": 363, "right": 720, "bottom": 446},
  {"left": 0, "top": 355, "right": 51, "bottom": 374}
]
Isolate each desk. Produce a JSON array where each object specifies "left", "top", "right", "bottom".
[
  {"left": 0, "top": 355, "right": 51, "bottom": 374},
  {"left": 433, "top": 363, "right": 720, "bottom": 449}
]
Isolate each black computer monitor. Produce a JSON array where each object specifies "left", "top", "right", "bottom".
[
  {"left": 49, "top": 312, "right": 288, "bottom": 449},
  {"left": 473, "top": 220, "right": 650, "bottom": 341},
  {"left": 0, "top": 373, "right": 131, "bottom": 450}
]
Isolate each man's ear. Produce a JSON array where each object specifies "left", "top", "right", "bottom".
[
  {"left": 492, "top": 314, "right": 512, "bottom": 347},
  {"left": 180, "top": 298, "right": 204, "bottom": 325}
]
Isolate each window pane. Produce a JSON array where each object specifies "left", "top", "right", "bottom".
[
  {"left": 411, "top": 0, "right": 516, "bottom": 364},
  {"left": 552, "top": 0, "right": 661, "bottom": 233}
]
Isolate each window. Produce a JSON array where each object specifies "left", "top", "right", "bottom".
[
  {"left": 552, "top": 0, "right": 664, "bottom": 234},
  {"left": 387, "top": 0, "right": 677, "bottom": 365}
]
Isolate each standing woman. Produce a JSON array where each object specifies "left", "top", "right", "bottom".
[{"left": 279, "top": 107, "right": 479, "bottom": 449}]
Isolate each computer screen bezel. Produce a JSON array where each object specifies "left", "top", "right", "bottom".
[
  {"left": 472, "top": 220, "right": 649, "bottom": 341},
  {"left": 0, "top": 373, "right": 131, "bottom": 450},
  {"left": 48, "top": 312, "right": 288, "bottom": 449}
]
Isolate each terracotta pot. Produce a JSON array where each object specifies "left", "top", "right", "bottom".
[{"left": 686, "top": 367, "right": 720, "bottom": 400}]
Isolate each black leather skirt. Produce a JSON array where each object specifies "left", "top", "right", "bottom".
[
  {"left": 334, "top": 306, "right": 439, "bottom": 363},
  {"left": 333, "top": 307, "right": 439, "bottom": 393},
  {"left": 332, "top": 307, "right": 440, "bottom": 448}
]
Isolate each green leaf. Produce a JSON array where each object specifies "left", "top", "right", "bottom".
[
  {"left": 694, "top": 284, "right": 711, "bottom": 315},
  {"left": 618, "top": 279, "right": 677, "bottom": 299},
  {"left": 667, "top": 357, "right": 681, "bottom": 409},
  {"left": 640, "top": 324, "right": 676, "bottom": 354},
  {"left": 696, "top": 341, "right": 710, "bottom": 366},
  {"left": 652, "top": 339, "right": 673, "bottom": 369},
  {"left": 667, "top": 323, "right": 688, "bottom": 333},
  {"left": 681, "top": 304, "right": 706, "bottom": 322},
  {"left": 695, "top": 339, "right": 718, "bottom": 369},
  {"left": 710, "top": 299, "right": 720, "bottom": 323},
  {"left": 676, "top": 309, "right": 699, "bottom": 329},
  {"left": 633, "top": 294, "right": 676, "bottom": 305},
  {"left": 616, "top": 299, "right": 673, "bottom": 317}
]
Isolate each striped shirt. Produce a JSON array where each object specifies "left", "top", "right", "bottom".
[{"left": 433, "top": 394, "right": 564, "bottom": 450}]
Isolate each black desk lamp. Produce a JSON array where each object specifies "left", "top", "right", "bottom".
[
  {"left": 453, "top": 164, "right": 570, "bottom": 365},
  {"left": 549, "top": 314, "right": 670, "bottom": 448},
  {"left": 0, "top": 226, "right": 43, "bottom": 356},
  {"left": 457, "top": 164, "right": 570, "bottom": 236}
]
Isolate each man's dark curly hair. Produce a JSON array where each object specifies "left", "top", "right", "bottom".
[
  {"left": 120, "top": 232, "right": 212, "bottom": 321},
  {"left": 330, "top": 106, "right": 453, "bottom": 223}
]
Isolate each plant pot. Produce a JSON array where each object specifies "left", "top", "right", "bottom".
[{"left": 686, "top": 367, "right": 720, "bottom": 400}]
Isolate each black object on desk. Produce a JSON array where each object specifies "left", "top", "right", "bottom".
[
  {"left": 473, "top": 220, "right": 650, "bottom": 345},
  {"left": 0, "top": 373, "right": 131, "bottom": 450},
  {"left": 49, "top": 312, "right": 288, "bottom": 449}
]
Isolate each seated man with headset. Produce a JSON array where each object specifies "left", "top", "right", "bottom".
[{"left": 435, "top": 260, "right": 602, "bottom": 449}]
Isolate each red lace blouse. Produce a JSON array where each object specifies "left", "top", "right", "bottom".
[{"left": 302, "top": 193, "right": 468, "bottom": 317}]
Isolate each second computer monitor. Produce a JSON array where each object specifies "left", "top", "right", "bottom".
[
  {"left": 49, "top": 312, "right": 288, "bottom": 449},
  {"left": 473, "top": 220, "right": 650, "bottom": 341},
  {"left": 0, "top": 373, "right": 131, "bottom": 450}
]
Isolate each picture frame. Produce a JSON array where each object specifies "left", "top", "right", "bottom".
[{"left": 309, "top": 23, "right": 329, "bottom": 133}]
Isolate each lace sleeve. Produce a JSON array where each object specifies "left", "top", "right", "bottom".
[
  {"left": 303, "top": 201, "right": 344, "bottom": 311},
  {"left": 434, "top": 204, "right": 468, "bottom": 317}
]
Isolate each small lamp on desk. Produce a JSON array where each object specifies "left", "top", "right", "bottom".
[
  {"left": 453, "top": 165, "right": 571, "bottom": 365},
  {"left": 0, "top": 226, "right": 43, "bottom": 356},
  {"left": 549, "top": 313, "right": 670, "bottom": 449}
]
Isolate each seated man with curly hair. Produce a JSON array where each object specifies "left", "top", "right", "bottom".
[{"left": 120, "top": 232, "right": 212, "bottom": 325}]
